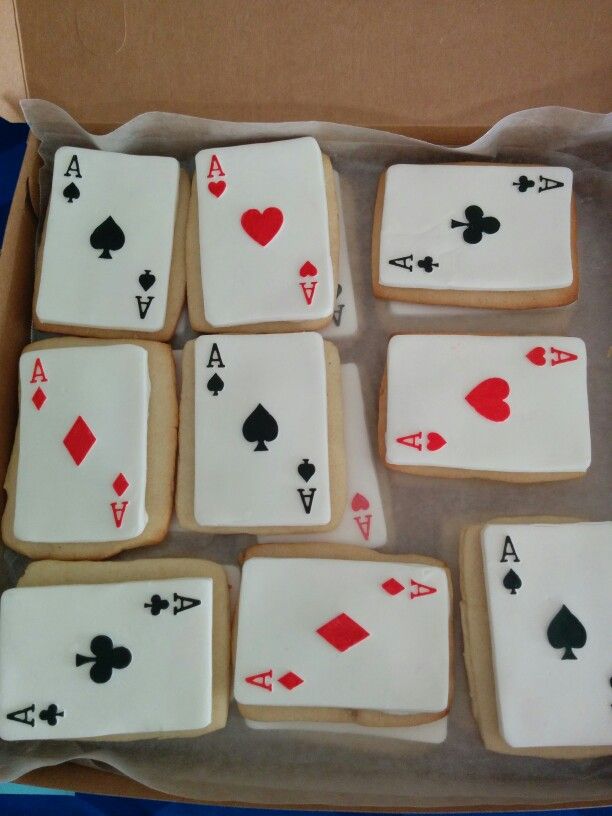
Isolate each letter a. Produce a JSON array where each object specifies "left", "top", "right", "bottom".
[
  {"left": 550, "top": 346, "right": 578, "bottom": 367},
  {"left": 64, "top": 154, "right": 82, "bottom": 178},
  {"left": 206, "top": 342, "right": 225, "bottom": 368},
  {"left": 500, "top": 534, "right": 520, "bottom": 563},
  {"left": 354, "top": 514, "right": 372, "bottom": 541},
  {"left": 538, "top": 175, "right": 564, "bottom": 193},
  {"left": 207, "top": 154, "right": 225, "bottom": 179},
  {"left": 245, "top": 670, "right": 273, "bottom": 691},
  {"left": 410, "top": 579, "right": 437, "bottom": 599},
  {"left": 30, "top": 357, "right": 48, "bottom": 383},
  {"left": 173, "top": 593, "right": 202, "bottom": 615},
  {"left": 7, "top": 704, "right": 35, "bottom": 727},
  {"left": 396, "top": 432, "right": 423, "bottom": 450},
  {"left": 111, "top": 501, "right": 129, "bottom": 528}
]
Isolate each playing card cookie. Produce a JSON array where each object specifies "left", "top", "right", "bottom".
[
  {"left": 379, "top": 335, "right": 591, "bottom": 481},
  {"left": 233, "top": 543, "right": 453, "bottom": 732},
  {"left": 2, "top": 338, "right": 177, "bottom": 559},
  {"left": 372, "top": 164, "right": 578, "bottom": 309},
  {"left": 186, "top": 137, "right": 339, "bottom": 332},
  {"left": 176, "top": 333, "right": 345, "bottom": 534},
  {"left": 0, "top": 558, "right": 230, "bottom": 741},
  {"left": 460, "top": 519, "right": 612, "bottom": 757},
  {"left": 34, "top": 147, "right": 189, "bottom": 339}
]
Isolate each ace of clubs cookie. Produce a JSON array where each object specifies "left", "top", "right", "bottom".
[
  {"left": 234, "top": 552, "right": 451, "bottom": 718},
  {"left": 177, "top": 333, "right": 342, "bottom": 532},
  {"left": 35, "top": 147, "right": 183, "bottom": 335},
  {"left": 383, "top": 335, "right": 590, "bottom": 479},
  {"left": 191, "top": 137, "right": 335, "bottom": 329},
  {"left": 481, "top": 522, "right": 612, "bottom": 750},
  {"left": 375, "top": 164, "right": 576, "bottom": 307},
  {"left": 0, "top": 577, "right": 214, "bottom": 740}
]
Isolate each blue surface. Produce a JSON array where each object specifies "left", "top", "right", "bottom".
[{"left": 0, "top": 118, "right": 28, "bottom": 246}]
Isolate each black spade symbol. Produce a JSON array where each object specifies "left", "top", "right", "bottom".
[
  {"left": 513, "top": 174, "right": 535, "bottom": 193},
  {"left": 297, "top": 458, "right": 316, "bottom": 482},
  {"left": 63, "top": 182, "right": 80, "bottom": 203},
  {"left": 90, "top": 216, "right": 125, "bottom": 259},
  {"left": 138, "top": 270, "right": 156, "bottom": 291},
  {"left": 39, "top": 704, "right": 64, "bottom": 726},
  {"left": 75, "top": 635, "right": 132, "bottom": 683},
  {"left": 546, "top": 605, "right": 587, "bottom": 660},
  {"left": 451, "top": 205, "right": 500, "bottom": 245},
  {"left": 242, "top": 404, "right": 278, "bottom": 451},
  {"left": 502, "top": 568, "right": 522, "bottom": 595},
  {"left": 207, "top": 373, "right": 224, "bottom": 396}
]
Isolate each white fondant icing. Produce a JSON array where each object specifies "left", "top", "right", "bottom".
[
  {"left": 379, "top": 164, "right": 574, "bottom": 292},
  {"left": 14, "top": 345, "right": 149, "bottom": 542},
  {"left": 193, "top": 333, "right": 331, "bottom": 528},
  {"left": 245, "top": 715, "right": 447, "bottom": 744},
  {"left": 321, "top": 172, "right": 358, "bottom": 339},
  {"left": 385, "top": 335, "right": 590, "bottom": 473},
  {"left": 234, "top": 557, "right": 450, "bottom": 713},
  {"left": 195, "top": 137, "right": 334, "bottom": 327},
  {"left": 0, "top": 578, "right": 213, "bottom": 740},
  {"left": 37, "top": 147, "right": 180, "bottom": 332},
  {"left": 481, "top": 522, "right": 612, "bottom": 748},
  {"left": 259, "top": 364, "right": 387, "bottom": 547}
]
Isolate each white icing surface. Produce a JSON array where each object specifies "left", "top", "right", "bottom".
[
  {"left": 195, "top": 137, "right": 334, "bottom": 327},
  {"left": 259, "top": 364, "right": 386, "bottom": 547},
  {"left": 481, "top": 522, "right": 612, "bottom": 748},
  {"left": 385, "top": 335, "right": 590, "bottom": 473},
  {"left": 194, "top": 333, "right": 331, "bottom": 527},
  {"left": 0, "top": 578, "right": 213, "bottom": 740},
  {"left": 234, "top": 557, "right": 450, "bottom": 712},
  {"left": 37, "top": 147, "right": 179, "bottom": 331},
  {"left": 321, "top": 172, "right": 358, "bottom": 339},
  {"left": 14, "top": 345, "right": 149, "bottom": 542},
  {"left": 245, "top": 715, "right": 447, "bottom": 744},
  {"left": 379, "top": 164, "right": 574, "bottom": 292}
]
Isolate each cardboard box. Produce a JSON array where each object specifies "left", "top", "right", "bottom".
[{"left": 1, "top": 0, "right": 610, "bottom": 807}]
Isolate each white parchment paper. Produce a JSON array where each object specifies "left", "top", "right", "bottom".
[{"left": 0, "top": 101, "right": 610, "bottom": 808}]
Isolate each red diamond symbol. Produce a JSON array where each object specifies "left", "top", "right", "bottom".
[
  {"left": 112, "top": 472, "right": 129, "bottom": 497},
  {"left": 278, "top": 671, "right": 303, "bottom": 690},
  {"left": 382, "top": 577, "right": 405, "bottom": 596},
  {"left": 31, "top": 387, "right": 47, "bottom": 411},
  {"left": 316, "top": 613, "right": 370, "bottom": 652},
  {"left": 63, "top": 416, "right": 96, "bottom": 466}
]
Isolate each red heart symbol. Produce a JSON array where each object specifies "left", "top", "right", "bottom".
[
  {"left": 241, "top": 207, "right": 284, "bottom": 246},
  {"left": 300, "top": 261, "right": 318, "bottom": 277},
  {"left": 526, "top": 346, "right": 546, "bottom": 366},
  {"left": 426, "top": 432, "right": 446, "bottom": 451},
  {"left": 465, "top": 377, "right": 511, "bottom": 423},
  {"left": 208, "top": 180, "right": 226, "bottom": 198},
  {"left": 351, "top": 492, "right": 370, "bottom": 512}
]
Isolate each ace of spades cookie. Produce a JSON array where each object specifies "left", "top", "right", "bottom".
[
  {"left": 191, "top": 137, "right": 336, "bottom": 330},
  {"left": 35, "top": 147, "right": 182, "bottom": 334},
  {"left": 481, "top": 522, "right": 612, "bottom": 749},
  {"left": 178, "top": 333, "right": 339, "bottom": 531},
  {"left": 0, "top": 578, "right": 214, "bottom": 740}
]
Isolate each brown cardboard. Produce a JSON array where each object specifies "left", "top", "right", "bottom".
[
  {"left": 2, "top": 0, "right": 612, "bottom": 127},
  {"left": 1, "top": 1, "right": 611, "bottom": 810}
]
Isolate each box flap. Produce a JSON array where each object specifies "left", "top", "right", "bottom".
[{"left": 9, "top": 0, "right": 612, "bottom": 128}]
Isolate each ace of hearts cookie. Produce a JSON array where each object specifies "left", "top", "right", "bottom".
[
  {"left": 34, "top": 147, "right": 188, "bottom": 339},
  {"left": 1, "top": 338, "right": 177, "bottom": 560},
  {"left": 372, "top": 164, "right": 577, "bottom": 309},
  {"left": 187, "top": 137, "right": 338, "bottom": 332}
]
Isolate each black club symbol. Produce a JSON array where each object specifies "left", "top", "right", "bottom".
[
  {"left": 75, "top": 635, "right": 132, "bottom": 684},
  {"left": 39, "top": 704, "right": 64, "bottom": 726},
  {"left": 513, "top": 174, "right": 535, "bottom": 192},
  {"left": 451, "top": 205, "right": 500, "bottom": 244},
  {"left": 144, "top": 593, "right": 170, "bottom": 615},
  {"left": 417, "top": 256, "right": 439, "bottom": 273}
]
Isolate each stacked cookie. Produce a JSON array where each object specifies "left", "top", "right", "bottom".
[{"left": 0, "top": 139, "right": 608, "bottom": 757}]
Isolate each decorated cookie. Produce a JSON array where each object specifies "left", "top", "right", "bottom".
[
  {"left": 0, "top": 558, "right": 230, "bottom": 741},
  {"left": 34, "top": 147, "right": 188, "bottom": 339},
  {"left": 260, "top": 364, "right": 387, "bottom": 547},
  {"left": 380, "top": 335, "right": 590, "bottom": 481},
  {"left": 233, "top": 543, "right": 452, "bottom": 731},
  {"left": 186, "top": 137, "right": 338, "bottom": 332},
  {"left": 175, "top": 333, "right": 345, "bottom": 534},
  {"left": 461, "top": 520, "right": 612, "bottom": 757},
  {"left": 372, "top": 164, "right": 578, "bottom": 309},
  {"left": 1, "top": 338, "right": 177, "bottom": 559}
]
